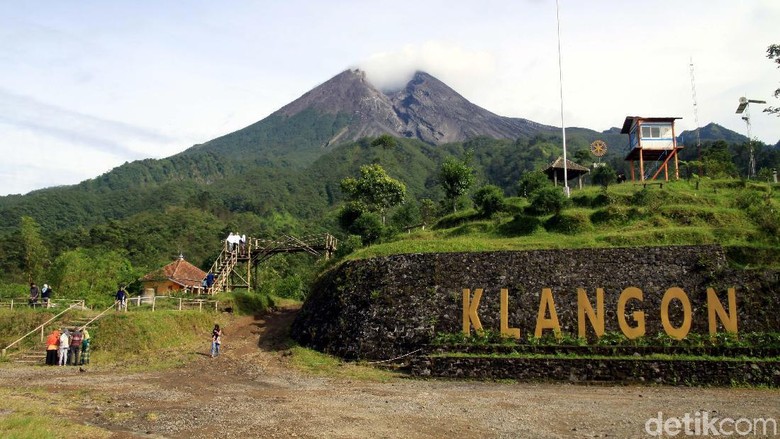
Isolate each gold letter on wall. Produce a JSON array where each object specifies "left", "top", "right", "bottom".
[
  {"left": 577, "top": 288, "right": 605, "bottom": 339},
  {"left": 500, "top": 288, "right": 521, "bottom": 339},
  {"left": 617, "top": 287, "right": 645, "bottom": 339},
  {"left": 660, "top": 287, "right": 692, "bottom": 340},
  {"left": 535, "top": 288, "right": 561, "bottom": 338},
  {"left": 462, "top": 288, "right": 483, "bottom": 335},
  {"left": 707, "top": 287, "right": 738, "bottom": 337}
]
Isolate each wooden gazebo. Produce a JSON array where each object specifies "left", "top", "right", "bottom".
[{"left": 544, "top": 156, "right": 590, "bottom": 189}]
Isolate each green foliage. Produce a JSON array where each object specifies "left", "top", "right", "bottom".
[
  {"left": 338, "top": 201, "right": 368, "bottom": 231},
  {"left": 764, "top": 43, "right": 780, "bottom": 116},
  {"left": 340, "top": 164, "right": 406, "bottom": 224},
  {"left": 590, "top": 164, "right": 617, "bottom": 189},
  {"left": 517, "top": 170, "right": 551, "bottom": 197},
  {"left": 216, "top": 291, "right": 273, "bottom": 315},
  {"left": 438, "top": 156, "right": 475, "bottom": 213},
  {"left": 370, "top": 134, "right": 398, "bottom": 149},
  {"left": 48, "top": 248, "right": 138, "bottom": 307},
  {"left": 527, "top": 186, "right": 569, "bottom": 215},
  {"left": 497, "top": 214, "right": 542, "bottom": 236},
  {"left": 590, "top": 205, "right": 647, "bottom": 226},
  {"left": 20, "top": 216, "right": 48, "bottom": 284},
  {"left": 544, "top": 211, "right": 592, "bottom": 234},
  {"left": 91, "top": 311, "right": 217, "bottom": 361},
  {"left": 472, "top": 185, "right": 506, "bottom": 217},
  {"left": 334, "top": 235, "right": 363, "bottom": 260},
  {"left": 349, "top": 212, "right": 384, "bottom": 245}
]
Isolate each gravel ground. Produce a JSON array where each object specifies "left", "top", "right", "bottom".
[{"left": 1, "top": 307, "right": 778, "bottom": 438}]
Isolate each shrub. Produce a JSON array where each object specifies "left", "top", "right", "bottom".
[
  {"left": 498, "top": 214, "right": 542, "bottom": 236},
  {"left": 527, "top": 186, "right": 569, "bottom": 215},
  {"left": 334, "top": 235, "right": 363, "bottom": 259},
  {"left": 591, "top": 164, "right": 617, "bottom": 189},
  {"left": 517, "top": 170, "right": 552, "bottom": 197},
  {"left": 337, "top": 201, "right": 368, "bottom": 231},
  {"left": 472, "top": 185, "right": 506, "bottom": 217},
  {"left": 349, "top": 212, "right": 384, "bottom": 245},
  {"left": 544, "top": 211, "right": 592, "bottom": 234}
]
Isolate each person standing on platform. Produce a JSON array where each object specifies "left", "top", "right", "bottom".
[
  {"left": 41, "top": 284, "right": 52, "bottom": 307},
  {"left": 29, "top": 282, "right": 39, "bottom": 306},
  {"left": 226, "top": 232, "right": 236, "bottom": 252}
]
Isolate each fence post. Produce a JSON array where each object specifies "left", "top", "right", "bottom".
[
  {"left": 10, "top": 299, "right": 13, "bottom": 310},
  {"left": 215, "top": 301, "right": 218, "bottom": 311},
  {"left": 179, "top": 298, "right": 182, "bottom": 311},
  {"left": 199, "top": 301, "right": 203, "bottom": 312},
  {"left": 152, "top": 296, "right": 156, "bottom": 312}
]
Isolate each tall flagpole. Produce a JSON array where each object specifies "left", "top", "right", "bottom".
[{"left": 556, "top": 0, "right": 570, "bottom": 197}]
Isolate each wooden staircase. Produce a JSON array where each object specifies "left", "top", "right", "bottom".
[{"left": 206, "top": 246, "right": 239, "bottom": 295}]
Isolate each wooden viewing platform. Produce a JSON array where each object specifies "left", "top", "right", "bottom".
[{"left": 204, "top": 233, "right": 338, "bottom": 294}]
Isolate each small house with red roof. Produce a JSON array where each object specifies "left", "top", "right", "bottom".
[{"left": 140, "top": 255, "right": 207, "bottom": 294}]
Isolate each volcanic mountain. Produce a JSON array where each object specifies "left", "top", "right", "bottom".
[{"left": 183, "top": 69, "right": 553, "bottom": 165}]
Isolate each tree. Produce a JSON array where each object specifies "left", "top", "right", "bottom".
[
  {"left": 591, "top": 165, "right": 617, "bottom": 189},
  {"left": 438, "top": 156, "right": 475, "bottom": 213},
  {"left": 340, "top": 164, "right": 406, "bottom": 224},
  {"left": 370, "top": 134, "right": 397, "bottom": 149},
  {"left": 517, "top": 170, "right": 552, "bottom": 197},
  {"left": 20, "top": 216, "right": 49, "bottom": 284},
  {"left": 472, "top": 185, "right": 506, "bottom": 217},
  {"left": 765, "top": 44, "right": 780, "bottom": 116}
]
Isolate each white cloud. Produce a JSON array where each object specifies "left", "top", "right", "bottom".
[{"left": 360, "top": 42, "right": 497, "bottom": 92}]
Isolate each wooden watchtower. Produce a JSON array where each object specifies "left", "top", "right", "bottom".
[{"left": 622, "top": 116, "right": 682, "bottom": 182}]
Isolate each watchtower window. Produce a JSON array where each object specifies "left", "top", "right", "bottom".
[{"left": 640, "top": 124, "right": 672, "bottom": 139}]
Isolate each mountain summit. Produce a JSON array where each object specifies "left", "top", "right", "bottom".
[{"left": 274, "top": 69, "right": 549, "bottom": 147}]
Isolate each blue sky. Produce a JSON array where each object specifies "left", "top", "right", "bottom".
[{"left": 1, "top": 0, "right": 778, "bottom": 195}]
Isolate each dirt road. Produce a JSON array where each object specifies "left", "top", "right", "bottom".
[{"left": 1, "top": 307, "right": 778, "bottom": 438}]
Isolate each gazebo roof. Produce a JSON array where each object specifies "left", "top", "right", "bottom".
[{"left": 543, "top": 156, "right": 590, "bottom": 179}]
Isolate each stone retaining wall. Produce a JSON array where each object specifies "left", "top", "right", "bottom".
[
  {"left": 409, "top": 356, "right": 780, "bottom": 386},
  {"left": 291, "top": 245, "right": 779, "bottom": 361}
]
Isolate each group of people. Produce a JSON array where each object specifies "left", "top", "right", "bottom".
[
  {"left": 29, "top": 282, "right": 53, "bottom": 307},
  {"left": 45, "top": 327, "right": 90, "bottom": 366},
  {"left": 225, "top": 232, "right": 246, "bottom": 254}
]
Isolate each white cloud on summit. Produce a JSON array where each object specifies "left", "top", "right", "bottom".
[{"left": 359, "top": 42, "right": 497, "bottom": 92}]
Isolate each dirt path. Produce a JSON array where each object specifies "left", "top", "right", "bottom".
[{"left": 1, "top": 306, "right": 779, "bottom": 438}]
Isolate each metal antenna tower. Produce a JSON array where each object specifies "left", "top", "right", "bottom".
[
  {"left": 689, "top": 58, "right": 702, "bottom": 173},
  {"left": 736, "top": 96, "right": 767, "bottom": 179}
]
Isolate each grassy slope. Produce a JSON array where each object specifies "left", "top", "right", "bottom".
[{"left": 350, "top": 179, "right": 780, "bottom": 268}]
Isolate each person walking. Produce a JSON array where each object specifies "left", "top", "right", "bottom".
[
  {"left": 116, "top": 286, "right": 127, "bottom": 311},
  {"left": 58, "top": 329, "right": 70, "bottom": 366},
  {"left": 211, "top": 324, "right": 222, "bottom": 358},
  {"left": 80, "top": 328, "right": 91, "bottom": 365},
  {"left": 45, "top": 328, "right": 60, "bottom": 366}
]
